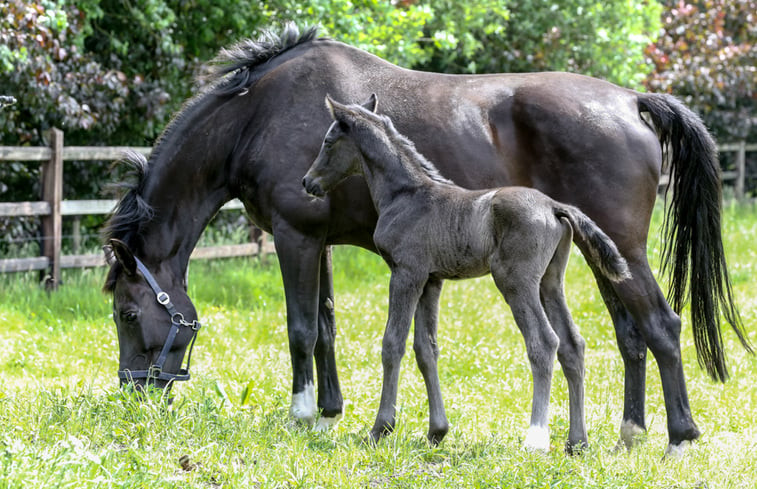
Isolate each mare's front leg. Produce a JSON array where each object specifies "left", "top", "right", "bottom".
[
  {"left": 314, "top": 246, "right": 343, "bottom": 430},
  {"left": 368, "top": 269, "right": 426, "bottom": 443},
  {"left": 273, "top": 221, "right": 335, "bottom": 426},
  {"left": 412, "top": 277, "right": 449, "bottom": 444}
]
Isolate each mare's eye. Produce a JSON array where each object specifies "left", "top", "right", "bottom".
[{"left": 122, "top": 311, "right": 139, "bottom": 323}]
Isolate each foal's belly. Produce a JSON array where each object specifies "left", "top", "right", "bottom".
[{"left": 429, "top": 239, "right": 494, "bottom": 280}]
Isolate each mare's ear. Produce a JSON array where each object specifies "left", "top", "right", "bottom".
[
  {"left": 362, "top": 93, "right": 378, "bottom": 113},
  {"left": 107, "top": 239, "right": 137, "bottom": 276},
  {"left": 103, "top": 244, "right": 116, "bottom": 267}
]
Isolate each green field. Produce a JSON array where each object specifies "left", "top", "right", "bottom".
[{"left": 1, "top": 204, "right": 755, "bottom": 488}]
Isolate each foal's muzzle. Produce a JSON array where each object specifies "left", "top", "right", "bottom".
[{"left": 302, "top": 176, "right": 325, "bottom": 198}]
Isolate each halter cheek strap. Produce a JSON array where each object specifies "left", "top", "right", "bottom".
[{"left": 117, "top": 257, "right": 201, "bottom": 384}]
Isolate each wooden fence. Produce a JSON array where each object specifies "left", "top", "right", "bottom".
[
  {"left": 0, "top": 128, "right": 273, "bottom": 289},
  {"left": 1, "top": 130, "right": 754, "bottom": 288}
]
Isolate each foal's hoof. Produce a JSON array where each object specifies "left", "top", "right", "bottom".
[
  {"left": 565, "top": 439, "right": 587, "bottom": 456},
  {"left": 427, "top": 425, "right": 449, "bottom": 446},
  {"left": 523, "top": 426, "right": 550, "bottom": 452},
  {"left": 362, "top": 430, "right": 383, "bottom": 447}
]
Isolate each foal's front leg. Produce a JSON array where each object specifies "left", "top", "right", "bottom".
[
  {"left": 412, "top": 277, "right": 449, "bottom": 444},
  {"left": 368, "top": 269, "right": 426, "bottom": 443}
]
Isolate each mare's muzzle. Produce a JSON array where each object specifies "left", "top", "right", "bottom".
[{"left": 118, "top": 256, "right": 201, "bottom": 387}]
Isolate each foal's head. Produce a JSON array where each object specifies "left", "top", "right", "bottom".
[{"left": 302, "top": 94, "right": 379, "bottom": 197}]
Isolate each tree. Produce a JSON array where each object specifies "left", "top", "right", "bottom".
[
  {"left": 414, "top": 0, "right": 661, "bottom": 89},
  {"left": 0, "top": 1, "right": 129, "bottom": 146},
  {"left": 645, "top": 0, "right": 757, "bottom": 142}
]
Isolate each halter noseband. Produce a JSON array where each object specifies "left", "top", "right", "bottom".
[{"left": 117, "top": 256, "right": 201, "bottom": 385}]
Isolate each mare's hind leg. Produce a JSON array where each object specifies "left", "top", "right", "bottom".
[
  {"left": 492, "top": 263, "right": 559, "bottom": 451},
  {"left": 611, "top": 252, "right": 700, "bottom": 453},
  {"left": 412, "top": 277, "right": 449, "bottom": 444},
  {"left": 586, "top": 264, "right": 648, "bottom": 449},
  {"left": 540, "top": 220, "right": 587, "bottom": 453},
  {"left": 314, "top": 246, "right": 344, "bottom": 430}
]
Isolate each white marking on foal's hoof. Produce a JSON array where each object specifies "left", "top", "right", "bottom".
[
  {"left": 523, "top": 425, "right": 550, "bottom": 452},
  {"left": 314, "top": 413, "right": 343, "bottom": 432},
  {"left": 289, "top": 382, "right": 316, "bottom": 427},
  {"left": 664, "top": 440, "right": 691, "bottom": 458}
]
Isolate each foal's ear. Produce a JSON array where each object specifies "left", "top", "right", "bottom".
[
  {"left": 324, "top": 95, "right": 357, "bottom": 127},
  {"left": 107, "top": 239, "right": 137, "bottom": 276},
  {"left": 361, "top": 93, "right": 378, "bottom": 113}
]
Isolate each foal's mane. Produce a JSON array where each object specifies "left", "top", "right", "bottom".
[
  {"left": 102, "top": 24, "right": 322, "bottom": 291},
  {"left": 358, "top": 107, "right": 455, "bottom": 186}
]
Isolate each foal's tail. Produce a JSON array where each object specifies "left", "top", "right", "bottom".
[
  {"left": 638, "top": 92, "right": 752, "bottom": 382},
  {"left": 554, "top": 205, "right": 632, "bottom": 283}
]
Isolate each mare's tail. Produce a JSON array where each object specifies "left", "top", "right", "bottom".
[
  {"left": 638, "top": 92, "right": 752, "bottom": 382},
  {"left": 554, "top": 205, "right": 631, "bottom": 283}
]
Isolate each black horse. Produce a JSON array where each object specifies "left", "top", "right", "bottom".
[
  {"left": 304, "top": 94, "right": 632, "bottom": 451},
  {"left": 102, "top": 24, "right": 750, "bottom": 454}
]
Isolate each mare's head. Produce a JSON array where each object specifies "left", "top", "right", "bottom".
[
  {"left": 102, "top": 152, "right": 200, "bottom": 391},
  {"left": 302, "top": 94, "right": 379, "bottom": 197}
]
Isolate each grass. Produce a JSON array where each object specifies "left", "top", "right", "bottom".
[{"left": 0, "top": 204, "right": 756, "bottom": 488}]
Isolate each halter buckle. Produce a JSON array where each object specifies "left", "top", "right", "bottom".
[
  {"left": 148, "top": 365, "right": 163, "bottom": 379},
  {"left": 157, "top": 291, "right": 170, "bottom": 305}
]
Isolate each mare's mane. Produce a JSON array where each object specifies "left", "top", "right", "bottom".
[{"left": 102, "top": 24, "right": 322, "bottom": 291}]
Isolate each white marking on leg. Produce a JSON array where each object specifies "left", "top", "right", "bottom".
[
  {"left": 664, "top": 440, "right": 691, "bottom": 458},
  {"left": 289, "top": 382, "right": 316, "bottom": 427},
  {"left": 314, "top": 413, "right": 343, "bottom": 432},
  {"left": 618, "top": 419, "right": 646, "bottom": 449},
  {"left": 523, "top": 424, "right": 550, "bottom": 451}
]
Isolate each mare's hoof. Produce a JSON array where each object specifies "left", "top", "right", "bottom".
[
  {"left": 614, "top": 420, "right": 647, "bottom": 452},
  {"left": 314, "top": 413, "right": 343, "bottom": 432},
  {"left": 663, "top": 440, "right": 693, "bottom": 459}
]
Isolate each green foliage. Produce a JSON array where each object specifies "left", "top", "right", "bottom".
[
  {"left": 0, "top": 1, "right": 129, "bottom": 145},
  {"left": 645, "top": 0, "right": 757, "bottom": 142},
  {"left": 269, "top": 0, "right": 435, "bottom": 68},
  {"left": 1, "top": 207, "right": 757, "bottom": 487},
  {"left": 416, "top": 0, "right": 661, "bottom": 88}
]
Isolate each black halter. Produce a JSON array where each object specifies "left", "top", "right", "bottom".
[{"left": 117, "top": 256, "right": 201, "bottom": 384}]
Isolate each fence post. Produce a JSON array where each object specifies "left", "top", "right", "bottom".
[
  {"left": 40, "top": 127, "right": 63, "bottom": 289},
  {"left": 735, "top": 140, "right": 746, "bottom": 201}
]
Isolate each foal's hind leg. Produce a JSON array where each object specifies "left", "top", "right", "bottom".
[
  {"left": 540, "top": 221, "right": 587, "bottom": 453},
  {"left": 412, "top": 277, "right": 449, "bottom": 444},
  {"left": 492, "top": 261, "right": 559, "bottom": 451}
]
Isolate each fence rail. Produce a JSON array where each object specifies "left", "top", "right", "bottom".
[
  {"left": 0, "top": 128, "right": 272, "bottom": 288},
  {"left": 1, "top": 129, "right": 754, "bottom": 288}
]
